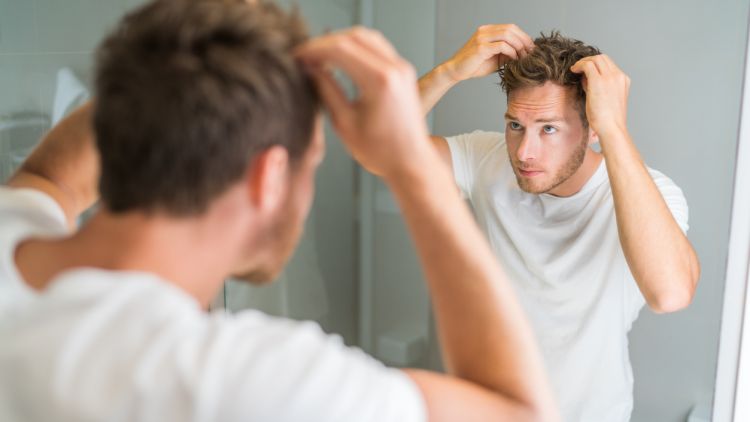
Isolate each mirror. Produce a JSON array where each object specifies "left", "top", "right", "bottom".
[
  {"left": 412, "top": 2, "right": 746, "bottom": 421},
  {"left": 1, "top": 0, "right": 747, "bottom": 421}
]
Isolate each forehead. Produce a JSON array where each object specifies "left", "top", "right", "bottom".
[{"left": 506, "top": 81, "right": 578, "bottom": 119}]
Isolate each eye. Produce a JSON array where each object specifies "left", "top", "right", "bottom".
[
  {"left": 542, "top": 125, "right": 557, "bottom": 134},
  {"left": 509, "top": 121, "right": 523, "bottom": 131}
]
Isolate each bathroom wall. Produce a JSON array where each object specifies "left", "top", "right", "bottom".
[
  {"left": 0, "top": 0, "right": 144, "bottom": 181},
  {"left": 0, "top": 0, "right": 143, "bottom": 115}
]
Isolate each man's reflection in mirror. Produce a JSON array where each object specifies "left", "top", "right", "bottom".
[{"left": 419, "top": 27, "right": 700, "bottom": 421}]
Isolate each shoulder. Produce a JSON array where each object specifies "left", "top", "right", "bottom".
[
  {"left": 446, "top": 130, "right": 505, "bottom": 146},
  {"left": 0, "top": 186, "right": 68, "bottom": 233},
  {"left": 0, "top": 187, "right": 69, "bottom": 302},
  {"left": 19, "top": 274, "right": 425, "bottom": 421},
  {"left": 645, "top": 167, "right": 687, "bottom": 199},
  {"left": 444, "top": 130, "right": 506, "bottom": 166}
]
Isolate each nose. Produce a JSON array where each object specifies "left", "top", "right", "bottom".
[{"left": 516, "top": 132, "right": 541, "bottom": 163}]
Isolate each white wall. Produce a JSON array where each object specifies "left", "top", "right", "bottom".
[{"left": 431, "top": 0, "right": 748, "bottom": 420}]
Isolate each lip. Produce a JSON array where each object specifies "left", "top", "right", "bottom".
[{"left": 518, "top": 169, "right": 544, "bottom": 177}]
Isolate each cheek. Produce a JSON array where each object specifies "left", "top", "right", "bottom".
[{"left": 505, "top": 133, "right": 521, "bottom": 157}]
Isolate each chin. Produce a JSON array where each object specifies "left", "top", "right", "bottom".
[{"left": 516, "top": 177, "right": 552, "bottom": 194}]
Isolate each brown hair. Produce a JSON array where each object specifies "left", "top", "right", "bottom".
[
  {"left": 499, "top": 31, "right": 600, "bottom": 125},
  {"left": 94, "top": 0, "right": 319, "bottom": 216}
]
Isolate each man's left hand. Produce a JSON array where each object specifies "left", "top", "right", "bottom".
[{"left": 570, "top": 54, "right": 630, "bottom": 140}]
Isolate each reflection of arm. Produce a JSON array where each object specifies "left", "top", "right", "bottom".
[
  {"left": 603, "top": 129, "right": 700, "bottom": 314},
  {"left": 418, "top": 65, "right": 459, "bottom": 117},
  {"left": 570, "top": 54, "right": 700, "bottom": 314},
  {"left": 430, "top": 135, "right": 452, "bottom": 170},
  {"left": 388, "top": 159, "right": 558, "bottom": 422},
  {"left": 418, "top": 24, "right": 533, "bottom": 119},
  {"left": 6, "top": 102, "right": 98, "bottom": 228}
]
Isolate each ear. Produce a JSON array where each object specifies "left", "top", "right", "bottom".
[
  {"left": 246, "top": 146, "right": 291, "bottom": 213},
  {"left": 587, "top": 126, "right": 599, "bottom": 146}
]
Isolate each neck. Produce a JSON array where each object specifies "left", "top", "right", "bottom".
[
  {"left": 20, "top": 207, "right": 251, "bottom": 309},
  {"left": 548, "top": 147, "right": 603, "bottom": 197}
]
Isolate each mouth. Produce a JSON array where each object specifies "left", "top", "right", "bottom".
[{"left": 518, "top": 168, "right": 544, "bottom": 177}]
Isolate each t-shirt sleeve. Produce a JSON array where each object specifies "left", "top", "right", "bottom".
[
  {"left": 189, "top": 310, "right": 427, "bottom": 422},
  {"left": 0, "top": 186, "right": 67, "bottom": 231},
  {"left": 0, "top": 187, "right": 68, "bottom": 307},
  {"left": 649, "top": 169, "right": 689, "bottom": 234},
  {"left": 444, "top": 130, "right": 503, "bottom": 199}
]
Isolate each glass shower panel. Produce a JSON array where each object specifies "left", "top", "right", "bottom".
[{"left": 221, "top": 0, "right": 361, "bottom": 346}]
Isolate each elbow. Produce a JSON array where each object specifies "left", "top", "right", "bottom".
[
  {"left": 647, "top": 282, "right": 696, "bottom": 314},
  {"left": 649, "top": 294, "right": 691, "bottom": 314},
  {"left": 646, "top": 254, "right": 701, "bottom": 314},
  {"left": 512, "top": 403, "right": 559, "bottom": 422}
]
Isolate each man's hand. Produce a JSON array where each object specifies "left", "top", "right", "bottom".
[
  {"left": 296, "top": 27, "right": 432, "bottom": 180},
  {"left": 443, "top": 24, "right": 534, "bottom": 83},
  {"left": 570, "top": 54, "right": 630, "bottom": 140},
  {"left": 417, "top": 24, "right": 533, "bottom": 116}
]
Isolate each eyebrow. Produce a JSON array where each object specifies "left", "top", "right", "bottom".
[{"left": 504, "top": 113, "right": 565, "bottom": 123}]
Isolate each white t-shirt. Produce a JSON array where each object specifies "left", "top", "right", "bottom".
[
  {"left": 0, "top": 187, "right": 426, "bottom": 422},
  {"left": 446, "top": 131, "right": 689, "bottom": 422}
]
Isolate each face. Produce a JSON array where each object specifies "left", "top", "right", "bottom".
[
  {"left": 233, "top": 117, "right": 326, "bottom": 283},
  {"left": 504, "top": 81, "right": 592, "bottom": 195}
]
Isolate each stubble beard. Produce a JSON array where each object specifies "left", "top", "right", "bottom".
[{"left": 512, "top": 135, "right": 589, "bottom": 194}]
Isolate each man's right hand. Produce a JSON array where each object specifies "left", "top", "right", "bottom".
[
  {"left": 417, "top": 24, "right": 534, "bottom": 117},
  {"left": 296, "top": 27, "right": 433, "bottom": 181},
  {"left": 442, "top": 24, "right": 534, "bottom": 83}
]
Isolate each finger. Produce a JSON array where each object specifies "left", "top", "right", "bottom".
[
  {"left": 348, "top": 26, "right": 401, "bottom": 63},
  {"left": 599, "top": 54, "right": 625, "bottom": 76},
  {"left": 478, "top": 27, "right": 527, "bottom": 58},
  {"left": 504, "top": 24, "right": 535, "bottom": 53},
  {"left": 570, "top": 57, "right": 602, "bottom": 77},
  {"left": 296, "top": 33, "right": 393, "bottom": 97},
  {"left": 591, "top": 54, "right": 613, "bottom": 73},
  {"left": 308, "top": 65, "right": 351, "bottom": 124},
  {"left": 483, "top": 24, "right": 534, "bottom": 54},
  {"left": 487, "top": 40, "right": 519, "bottom": 61}
]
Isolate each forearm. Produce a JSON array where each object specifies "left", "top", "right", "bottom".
[
  {"left": 7, "top": 102, "right": 99, "bottom": 227},
  {"left": 384, "top": 147, "right": 555, "bottom": 416},
  {"left": 601, "top": 129, "right": 700, "bottom": 312},
  {"left": 418, "top": 64, "right": 458, "bottom": 117}
]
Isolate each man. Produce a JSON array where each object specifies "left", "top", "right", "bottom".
[
  {"left": 0, "top": 1, "right": 559, "bottom": 421},
  {"left": 418, "top": 26, "right": 700, "bottom": 421}
]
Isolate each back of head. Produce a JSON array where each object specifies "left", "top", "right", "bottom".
[
  {"left": 499, "top": 31, "right": 600, "bottom": 125},
  {"left": 94, "top": 0, "right": 319, "bottom": 216}
]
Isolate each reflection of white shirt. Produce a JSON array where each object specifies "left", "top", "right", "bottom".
[
  {"left": 446, "top": 131, "right": 689, "bottom": 422},
  {"left": 0, "top": 187, "right": 426, "bottom": 422}
]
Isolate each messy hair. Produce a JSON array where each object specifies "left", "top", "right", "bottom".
[
  {"left": 499, "top": 31, "right": 600, "bottom": 126},
  {"left": 94, "top": 0, "right": 319, "bottom": 216}
]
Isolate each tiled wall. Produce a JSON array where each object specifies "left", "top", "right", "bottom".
[{"left": 0, "top": 0, "right": 147, "bottom": 116}]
